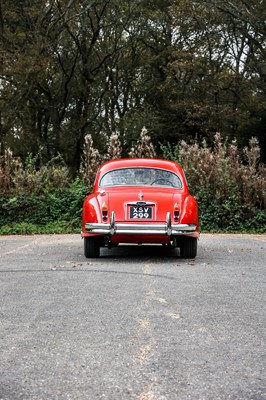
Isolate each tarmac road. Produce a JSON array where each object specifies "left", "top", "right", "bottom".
[{"left": 0, "top": 233, "right": 265, "bottom": 400}]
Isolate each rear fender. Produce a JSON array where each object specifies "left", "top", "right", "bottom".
[
  {"left": 180, "top": 195, "right": 199, "bottom": 227},
  {"left": 82, "top": 196, "right": 101, "bottom": 233},
  {"left": 82, "top": 192, "right": 112, "bottom": 236}
]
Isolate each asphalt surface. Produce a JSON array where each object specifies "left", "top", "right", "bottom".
[{"left": 0, "top": 234, "right": 265, "bottom": 400}]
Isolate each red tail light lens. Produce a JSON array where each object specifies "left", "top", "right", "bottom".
[
  {"left": 102, "top": 202, "right": 108, "bottom": 222},
  {"left": 173, "top": 202, "right": 180, "bottom": 222}
]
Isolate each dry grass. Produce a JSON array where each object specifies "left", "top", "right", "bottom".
[
  {"left": 177, "top": 133, "right": 266, "bottom": 210},
  {"left": 0, "top": 149, "right": 70, "bottom": 195},
  {"left": 1, "top": 132, "right": 265, "bottom": 231}
]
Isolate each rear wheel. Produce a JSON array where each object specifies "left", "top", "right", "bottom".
[
  {"left": 84, "top": 237, "right": 100, "bottom": 258},
  {"left": 180, "top": 237, "right": 197, "bottom": 259}
]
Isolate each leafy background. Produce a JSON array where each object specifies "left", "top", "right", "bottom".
[
  {"left": 0, "top": 1, "right": 265, "bottom": 233},
  {"left": 1, "top": 132, "right": 265, "bottom": 234}
]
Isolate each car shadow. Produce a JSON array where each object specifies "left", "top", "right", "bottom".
[{"left": 99, "top": 244, "right": 180, "bottom": 259}]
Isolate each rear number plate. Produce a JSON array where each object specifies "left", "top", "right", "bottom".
[{"left": 130, "top": 206, "right": 152, "bottom": 219}]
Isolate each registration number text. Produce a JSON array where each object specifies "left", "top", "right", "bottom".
[{"left": 130, "top": 206, "right": 152, "bottom": 219}]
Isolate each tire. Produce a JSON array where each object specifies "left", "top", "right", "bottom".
[
  {"left": 84, "top": 237, "right": 100, "bottom": 258},
  {"left": 180, "top": 237, "right": 197, "bottom": 259}
]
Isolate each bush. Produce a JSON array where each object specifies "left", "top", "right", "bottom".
[
  {"left": 1, "top": 133, "right": 265, "bottom": 234},
  {"left": 161, "top": 133, "right": 266, "bottom": 232},
  {"left": 0, "top": 149, "right": 89, "bottom": 234},
  {"left": 0, "top": 178, "right": 88, "bottom": 234},
  {"left": 0, "top": 149, "right": 71, "bottom": 196}
]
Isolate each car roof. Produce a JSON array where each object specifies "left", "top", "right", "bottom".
[{"left": 98, "top": 158, "right": 183, "bottom": 175}]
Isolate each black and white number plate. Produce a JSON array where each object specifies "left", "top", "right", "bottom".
[{"left": 130, "top": 206, "right": 152, "bottom": 219}]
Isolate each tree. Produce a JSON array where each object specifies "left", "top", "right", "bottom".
[
  {"left": 0, "top": 0, "right": 142, "bottom": 169},
  {"left": 1, "top": 0, "right": 265, "bottom": 167}
]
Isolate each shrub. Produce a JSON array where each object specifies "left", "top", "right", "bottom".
[
  {"left": 0, "top": 177, "right": 88, "bottom": 234},
  {"left": 161, "top": 133, "right": 266, "bottom": 232},
  {"left": 1, "top": 133, "right": 265, "bottom": 234},
  {"left": 0, "top": 149, "right": 71, "bottom": 196},
  {"left": 129, "top": 126, "right": 156, "bottom": 158},
  {"left": 0, "top": 149, "right": 88, "bottom": 233},
  {"left": 0, "top": 148, "right": 23, "bottom": 195},
  {"left": 105, "top": 132, "right": 122, "bottom": 160},
  {"left": 79, "top": 134, "right": 102, "bottom": 186}
]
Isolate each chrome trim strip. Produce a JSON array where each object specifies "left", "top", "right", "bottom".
[
  {"left": 166, "top": 212, "right": 171, "bottom": 235},
  {"left": 110, "top": 211, "right": 116, "bottom": 235},
  {"left": 126, "top": 201, "right": 155, "bottom": 205}
]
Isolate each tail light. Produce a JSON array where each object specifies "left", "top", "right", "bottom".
[
  {"left": 102, "top": 202, "right": 108, "bottom": 222},
  {"left": 173, "top": 202, "right": 180, "bottom": 222}
]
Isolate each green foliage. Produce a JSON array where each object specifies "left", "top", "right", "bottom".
[
  {"left": 161, "top": 134, "right": 266, "bottom": 233},
  {"left": 0, "top": 178, "right": 88, "bottom": 234},
  {"left": 159, "top": 142, "right": 180, "bottom": 162},
  {"left": 0, "top": 134, "right": 265, "bottom": 234},
  {"left": 0, "top": 222, "right": 79, "bottom": 235},
  {"left": 1, "top": 0, "right": 266, "bottom": 166},
  {"left": 195, "top": 190, "right": 266, "bottom": 233}
]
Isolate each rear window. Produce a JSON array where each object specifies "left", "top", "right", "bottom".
[{"left": 99, "top": 167, "right": 182, "bottom": 188}]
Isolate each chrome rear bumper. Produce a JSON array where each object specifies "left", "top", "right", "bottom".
[{"left": 85, "top": 212, "right": 197, "bottom": 236}]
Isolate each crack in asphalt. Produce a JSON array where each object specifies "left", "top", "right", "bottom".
[{"left": 0, "top": 268, "right": 177, "bottom": 280}]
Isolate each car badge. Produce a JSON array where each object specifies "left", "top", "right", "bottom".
[{"left": 138, "top": 191, "right": 144, "bottom": 200}]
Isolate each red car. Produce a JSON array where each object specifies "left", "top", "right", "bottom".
[{"left": 82, "top": 158, "right": 199, "bottom": 258}]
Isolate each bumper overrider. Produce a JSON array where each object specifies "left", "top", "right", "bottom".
[{"left": 85, "top": 212, "right": 197, "bottom": 236}]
